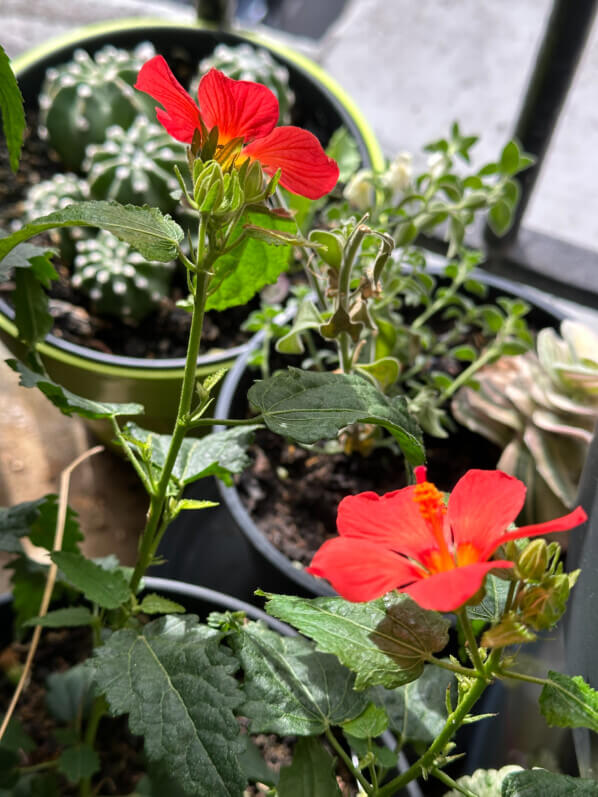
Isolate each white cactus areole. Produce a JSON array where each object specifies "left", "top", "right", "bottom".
[
  {"left": 83, "top": 117, "right": 187, "bottom": 210},
  {"left": 38, "top": 42, "right": 157, "bottom": 171},
  {"left": 72, "top": 231, "right": 175, "bottom": 323}
]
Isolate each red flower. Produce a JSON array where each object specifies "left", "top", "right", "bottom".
[
  {"left": 307, "top": 467, "right": 587, "bottom": 612},
  {"left": 135, "top": 56, "right": 339, "bottom": 200}
]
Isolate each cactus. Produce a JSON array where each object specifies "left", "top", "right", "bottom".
[
  {"left": 22, "top": 173, "right": 90, "bottom": 262},
  {"left": 83, "top": 117, "right": 186, "bottom": 210},
  {"left": 452, "top": 320, "right": 598, "bottom": 523},
  {"left": 38, "top": 42, "right": 156, "bottom": 170},
  {"left": 71, "top": 231, "right": 174, "bottom": 322},
  {"left": 193, "top": 43, "right": 295, "bottom": 123}
]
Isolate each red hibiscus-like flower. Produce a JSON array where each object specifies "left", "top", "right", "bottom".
[
  {"left": 135, "top": 56, "right": 339, "bottom": 200},
  {"left": 307, "top": 467, "right": 587, "bottom": 612}
]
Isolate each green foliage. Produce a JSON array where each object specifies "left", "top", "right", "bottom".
[
  {"left": 502, "top": 769, "right": 598, "bottom": 796},
  {"left": 38, "top": 42, "right": 156, "bottom": 170},
  {"left": 0, "top": 497, "right": 46, "bottom": 554},
  {"left": 0, "top": 44, "right": 25, "bottom": 173},
  {"left": 92, "top": 614, "right": 246, "bottom": 797},
  {"left": 58, "top": 745, "right": 100, "bottom": 784},
  {"left": 23, "top": 174, "right": 90, "bottom": 261},
  {"left": 72, "top": 231, "right": 174, "bottom": 322},
  {"left": 443, "top": 766, "right": 523, "bottom": 797},
  {"left": 248, "top": 367, "right": 424, "bottom": 463},
  {"left": 326, "top": 127, "right": 361, "bottom": 183},
  {"left": 138, "top": 594, "right": 185, "bottom": 615},
  {"left": 45, "top": 664, "right": 94, "bottom": 723},
  {"left": 539, "top": 670, "right": 598, "bottom": 733},
  {"left": 263, "top": 593, "right": 450, "bottom": 690},
  {"left": 231, "top": 621, "right": 369, "bottom": 735},
  {"left": 341, "top": 702, "right": 389, "bottom": 738},
  {"left": 277, "top": 738, "right": 342, "bottom": 797},
  {"left": 467, "top": 574, "right": 511, "bottom": 624},
  {"left": 7, "top": 359, "right": 144, "bottom": 419},
  {"left": 51, "top": 551, "right": 131, "bottom": 610},
  {"left": 24, "top": 606, "right": 95, "bottom": 628}
]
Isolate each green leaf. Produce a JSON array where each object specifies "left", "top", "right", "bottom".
[
  {"left": 277, "top": 738, "right": 341, "bottom": 797},
  {"left": 0, "top": 497, "right": 45, "bottom": 553},
  {"left": 231, "top": 622, "right": 369, "bottom": 735},
  {"left": 0, "top": 243, "right": 56, "bottom": 282},
  {"left": 443, "top": 766, "right": 523, "bottom": 797},
  {"left": 24, "top": 607, "right": 94, "bottom": 628},
  {"left": 371, "top": 664, "right": 454, "bottom": 744},
  {"left": 138, "top": 594, "right": 185, "bottom": 615},
  {"left": 326, "top": 126, "right": 361, "bottom": 183},
  {"left": 57, "top": 745, "right": 100, "bottom": 784},
  {"left": 0, "top": 201, "right": 183, "bottom": 264},
  {"left": 451, "top": 345, "right": 477, "bottom": 362},
  {"left": 238, "top": 739, "right": 278, "bottom": 787},
  {"left": 467, "top": 574, "right": 511, "bottom": 624},
  {"left": 7, "top": 360, "right": 144, "bottom": 419},
  {"left": 51, "top": 551, "right": 130, "bottom": 610},
  {"left": 248, "top": 368, "right": 424, "bottom": 464},
  {"left": 355, "top": 357, "right": 401, "bottom": 390},
  {"left": 46, "top": 664, "right": 94, "bottom": 723},
  {"left": 276, "top": 298, "right": 322, "bottom": 355},
  {"left": 207, "top": 210, "right": 295, "bottom": 311},
  {"left": 499, "top": 140, "right": 521, "bottom": 175},
  {"left": 539, "top": 670, "right": 598, "bottom": 732},
  {"left": 502, "top": 769, "right": 598, "bottom": 796},
  {"left": 488, "top": 200, "right": 512, "bottom": 236},
  {"left": 125, "top": 423, "right": 259, "bottom": 487},
  {"left": 14, "top": 267, "right": 53, "bottom": 346},
  {"left": 0, "top": 44, "right": 25, "bottom": 173},
  {"left": 0, "top": 749, "right": 19, "bottom": 789},
  {"left": 92, "top": 614, "right": 246, "bottom": 796},
  {"left": 0, "top": 717, "right": 35, "bottom": 754},
  {"left": 263, "top": 593, "right": 450, "bottom": 690},
  {"left": 341, "top": 702, "right": 389, "bottom": 738},
  {"left": 28, "top": 495, "right": 82, "bottom": 553}
]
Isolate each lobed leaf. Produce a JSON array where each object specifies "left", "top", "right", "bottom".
[
  {"left": 539, "top": 670, "right": 598, "bottom": 733},
  {"left": 502, "top": 769, "right": 598, "bottom": 796}
]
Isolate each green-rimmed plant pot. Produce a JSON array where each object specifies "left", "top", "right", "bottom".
[{"left": 2, "top": 18, "right": 384, "bottom": 438}]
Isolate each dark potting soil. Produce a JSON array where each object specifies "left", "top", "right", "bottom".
[
  {"left": 237, "top": 427, "right": 502, "bottom": 569},
  {"left": 0, "top": 112, "right": 252, "bottom": 360}
]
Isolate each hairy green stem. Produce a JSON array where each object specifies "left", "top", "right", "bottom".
[
  {"left": 324, "top": 727, "right": 372, "bottom": 795},
  {"left": 457, "top": 608, "right": 486, "bottom": 675},
  {"left": 109, "top": 417, "right": 154, "bottom": 495},
  {"left": 188, "top": 415, "right": 264, "bottom": 429},
  {"left": 431, "top": 767, "right": 477, "bottom": 797}
]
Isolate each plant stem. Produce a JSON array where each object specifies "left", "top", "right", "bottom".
[
  {"left": 79, "top": 697, "right": 107, "bottom": 797},
  {"left": 109, "top": 417, "right": 154, "bottom": 494},
  {"left": 431, "top": 767, "right": 477, "bottom": 797},
  {"left": 325, "top": 727, "right": 373, "bottom": 795},
  {"left": 435, "top": 344, "right": 497, "bottom": 406},
  {"left": 188, "top": 415, "right": 264, "bottom": 429},
  {"left": 457, "top": 608, "right": 486, "bottom": 675},
  {"left": 497, "top": 669, "right": 549, "bottom": 687}
]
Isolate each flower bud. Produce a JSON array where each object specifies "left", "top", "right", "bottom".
[
  {"left": 243, "top": 159, "right": 266, "bottom": 202},
  {"left": 516, "top": 539, "right": 548, "bottom": 581},
  {"left": 518, "top": 573, "right": 571, "bottom": 631},
  {"left": 194, "top": 160, "right": 224, "bottom": 210},
  {"left": 343, "top": 169, "right": 374, "bottom": 210},
  {"left": 384, "top": 151, "right": 412, "bottom": 194}
]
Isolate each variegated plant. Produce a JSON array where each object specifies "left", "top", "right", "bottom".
[{"left": 452, "top": 319, "right": 598, "bottom": 523}]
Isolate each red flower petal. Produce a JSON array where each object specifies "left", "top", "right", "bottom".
[
  {"left": 135, "top": 55, "right": 202, "bottom": 143},
  {"left": 337, "top": 489, "right": 442, "bottom": 561},
  {"left": 403, "top": 561, "right": 513, "bottom": 612},
  {"left": 307, "top": 537, "right": 422, "bottom": 602},
  {"left": 488, "top": 505, "right": 587, "bottom": 556},
  {"left": 197, "top": 68, "right": 278, "bottom": 144},
  {"left": 242, "top": 126, "right": 340, "bottom": 199},
  {"left": 447, "top": 470, "right": 525, "bottom": 552}
]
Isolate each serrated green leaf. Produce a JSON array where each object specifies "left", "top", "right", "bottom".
[
  {"left": 0, "top": 717, "right": 35, "bottom": 754},
  {"left": 92, "top": 614, "right": 246, "bottom": 796},
  {"left": 539, "top": 671, "right": 598, "bottom": 732},
  {"left": 277, "top": 738, "right": 341, "bottom": 797},
  {"left": 467, "top": 574, "right": 511, "bottom": 624},
  {"left": 28, "top": 495, "right": 82, "bottom": 553},
  {"left": 0, "top": 497, "right": 45, "bottom": 553},
  {"left": 46, "top": 664, "right": 94, "bottom": 723},
  {"left": 57, "top": 744, "right": 100, "bottom": 784},
  {"left": 0, "top": 242, "right": 56, "bottom": 282},
  {"left": 138, "top": 594, "right": 185, "bottom": 615},
  {"left": 371, "top": 664, "right": 454, "bottom": 744},
  {"left": 207, "top": 210, "right": 294, "bottom": 312},
  {"left": 0, "top": 45, "right": 25, "bottom": 173},
  {"left": 0, "top": 201, "right": 183, "bottom": 264},
  {"left": 7, "top": 360, "right": 144, "bottom": 419},
  {"left": 126, "top": 423, "right": 259, "bottom": 488},
  {"left": 341, "top": 702, "right": 388, "bottom": 738},
  {"left": 232, "top": 622, "right": 368, "bottom": 735},
  {"left": 248, "top": 368, "right": 424, "bottom": 464},
  {"left": 25, "top": 606, "right": 94, "bottom": 628},
  {"left": 51, "top": 551, "right": 130, "bottom": 610},
  {"left": 263, "top": 593, "right": 450, "bottom": 690},
  {"left": 502, "top": 769, "right": 598, "bottom": 796}
]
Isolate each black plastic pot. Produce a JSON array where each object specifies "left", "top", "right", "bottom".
[
  {"left": 154, "top": 267, "right": 566, "bottom": 603},
  {"left": 2, "top": 19, "right": 384, "bottom": 437}
]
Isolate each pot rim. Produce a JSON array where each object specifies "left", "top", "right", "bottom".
[{"left": 213, "top": 262, "right": 568, "bottom": 595}]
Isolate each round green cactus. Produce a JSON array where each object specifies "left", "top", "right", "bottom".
[
  {"left": 194, "top": 43, "right": 295, "bottom": 123},
  {"left": 72, "top": 231, "right": 174, "bottom": 322},
  {"left": 83, "top": 116, "right": 187, "bottom": 210},
  {"left": 38, "top": 42, "right": 157, "bottom": 171},
  {"left": 23, "top": 173, "right": 91, "bottom": 262}
]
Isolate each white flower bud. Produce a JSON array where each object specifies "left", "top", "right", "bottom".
[
  {"left": 384, "top": 151, "right": 412, "bottom": 194},
  {"left": 343, "top": 169, "right": 374, "bottom": 210},
  {"left": 427, "top": 152, "right": 446, "bottom": 179}
]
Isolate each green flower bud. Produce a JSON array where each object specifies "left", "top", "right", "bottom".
[
  {"left": 481, "top": 614, "right": 536, "bottom": 649},
  {"left": 193, "top": 160, "right": 224, "bottom": 210},
  {"left": 518, "top": 573, "right": 571, "bottom": 631},
  {"left": 243, "top": 160, "right": 266, "bottom": 202},
  {"left": 516, "top": 538, "right": 548, "bottom": 581}
]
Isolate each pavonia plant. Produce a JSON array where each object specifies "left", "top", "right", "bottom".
[{"left": 0, "top": 41, "right": 597, "bottom": 797}]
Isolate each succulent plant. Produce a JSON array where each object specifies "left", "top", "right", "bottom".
[
  {"left": 22, "top": 173, "right": 90, "bottom": 261},
  {"left": 193, "top": 43, "right": 295, "bottom": 123},
  {"left": 83, "top": 117, "right": 186, "bottom": 210},
  {"left": 452, "top": 320, "right": 598, "bottom": 523},
  {"left": 38, "top": 42, "right": 156, "bottom": 170},
  {"left": 71, "top": 231, "right": 174, "bottom": 322}
]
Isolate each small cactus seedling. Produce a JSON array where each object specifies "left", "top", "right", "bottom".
[
  {"left": 38, "top": 42, "right": 157, "bottom": 171},
  {"left": 23, "top": 173, "right": 91, "bottom": 262},
  {"left": 194, "top": 43, "right": 295, "bottom": 123},
  {"left": 72, "top": 231, "right": 174, "bottom": 323},
  {"left": 83, "top": 117, "right": 187, "bottom": 210}
]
